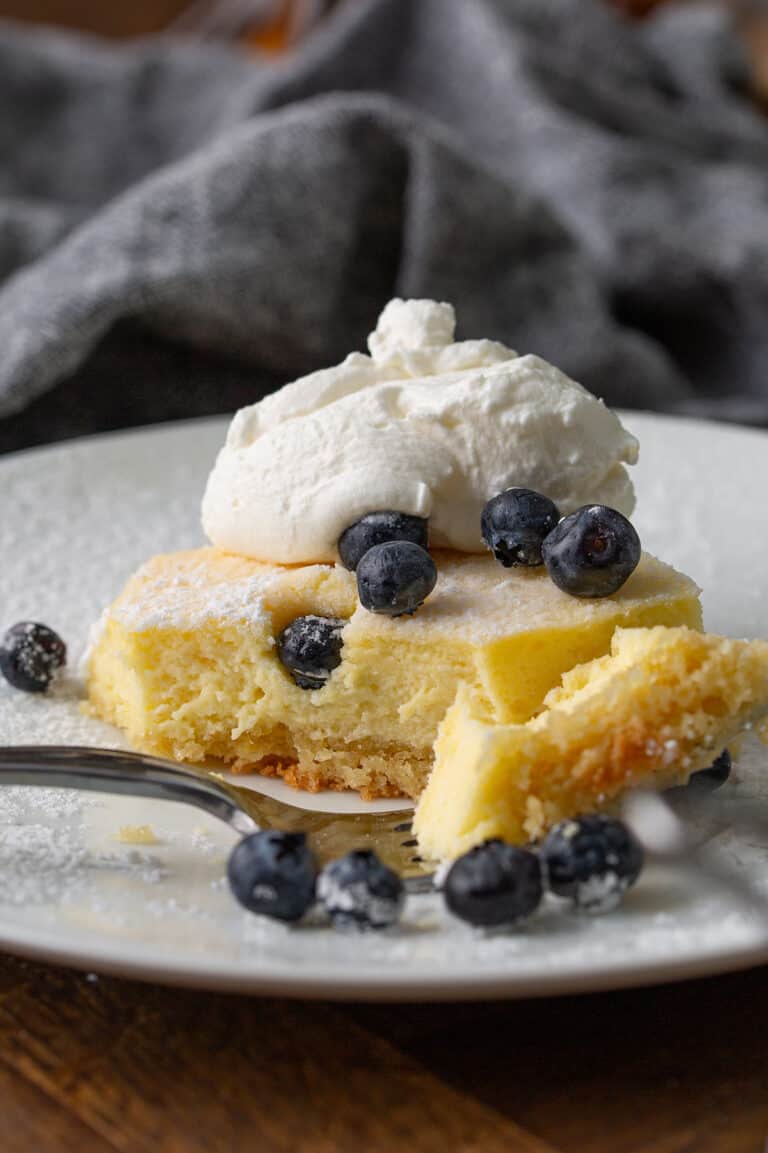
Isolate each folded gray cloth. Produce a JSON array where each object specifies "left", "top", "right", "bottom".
[{"left": 1, "top": 0, "right": 768, "bottom": 452}]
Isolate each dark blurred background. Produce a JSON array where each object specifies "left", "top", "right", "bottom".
[{"left": 1, "top": 0, "right": 768, "bottom": 455}]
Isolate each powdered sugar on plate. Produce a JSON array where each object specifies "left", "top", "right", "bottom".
[{"left": 0, "top": 414, "right": 767, "bottom": 997}]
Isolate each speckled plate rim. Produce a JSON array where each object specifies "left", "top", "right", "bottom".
[
  {"left": 0, "top": 916, "right": 767, "bottom": 1000},
  {"left": 1, "top": 411, "right": 768, "bottom": 1000}
]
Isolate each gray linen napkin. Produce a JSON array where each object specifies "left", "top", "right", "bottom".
[{"left": 1, "top": 0, "right": 768, "bottom": 452}]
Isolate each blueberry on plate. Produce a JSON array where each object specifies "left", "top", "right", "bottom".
[
  {"left": 688, "top": 748, "right": 732, "bottom": 791},
  {"left": 356, "top": 540, "right": 437, "bottom": 617},
  {"left": 0, "top": 622, "right": 67, "bottom": 693},
  {"left": 338, "top": 511, "right": 429, "bottom": 572},
  {"left": 443, "top": 839, "right": 543, "bottom": 928},
  {"left": 542, "top": 505, "right": 641, "bottom": 598},
  {"left": 277, "top": 615, "right": 345, "bottom": 690},
  {"left": 481, "top": 488, "right": 560, "bottom": 567},
  {"left": 318, "top": 849, "right": 404, "bottom": 931},
  {"left": 540, "top": 815, "right": 643, "bottom": 914},
  {"left": 227, "top": 830, "right": 317, "bottom": 922}
]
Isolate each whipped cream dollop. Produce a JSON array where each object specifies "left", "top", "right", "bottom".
[{"left": 202, "top": 299, "right": 639, "bottom": 564}]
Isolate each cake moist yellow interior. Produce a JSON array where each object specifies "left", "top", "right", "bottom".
[
  {"left": 414, "top": 626, "right": 768, "bottom": 859},
  {"left": 88, "top": 547, "right": 701, "bottom": 799}
]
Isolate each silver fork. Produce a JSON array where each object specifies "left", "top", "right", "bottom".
[
  {"left": 623, "top": 788, "right": 768, "bottom": 931},
  {"left": 2, "top": 746, "right": 768, "bottom": 914},
  {"left": 0, "top": 746, "right": 435, "bottom": 891}
]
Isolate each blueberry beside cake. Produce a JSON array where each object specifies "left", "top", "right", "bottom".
[{"left": 87, "top": 299, "right": 768, "bottom": 851}]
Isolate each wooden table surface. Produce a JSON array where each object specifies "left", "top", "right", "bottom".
[{"left": 0, "top": 951, "right": 764, "bottom": 1153}]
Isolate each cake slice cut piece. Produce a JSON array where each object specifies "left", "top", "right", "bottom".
[
  {"left": 87, "top": 548, "right": 701, "bottom": 799},
  {"left": 413, "top": 626, "right": 768, "bottom": 860}
]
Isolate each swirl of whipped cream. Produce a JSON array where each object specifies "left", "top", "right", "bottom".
[{"left": 202, "top": 299, "right": 638, "bottom": 564}]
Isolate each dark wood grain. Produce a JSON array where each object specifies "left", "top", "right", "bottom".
[
  {"left": 347, "top": 969, "right": 768, "bottom": 1153},
  {"left": 0, "top": 1056, "right": 112, "bottom": 1153},
  {"left": 0, "top": 953, "right": 765, "bottom": 1153},
  {"left": 0, "top": 956, "right": 555, "bottom": 1153}
]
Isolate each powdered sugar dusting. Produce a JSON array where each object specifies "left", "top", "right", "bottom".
[
  {"left": 0, "top": 787, "right": 167, "bottom": 907},
  {"left": 0, "top": 415, "right": 766, "bottom": 994},
  {"left": 114, "top": 559, "right": 274, "bottom": 632},
  {"left": 0, "top": 671, "right": 127, "bottom": 749}
]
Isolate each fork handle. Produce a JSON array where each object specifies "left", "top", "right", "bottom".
[{"left": 0, "top": 746, "right": 258, "bottom": 836}]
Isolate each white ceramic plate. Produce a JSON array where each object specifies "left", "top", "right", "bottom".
[{"left": 0, "top": 412, "right": 767, "bottom": 1001}]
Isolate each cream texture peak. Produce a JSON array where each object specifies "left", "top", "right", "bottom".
[{"left": 202, "top": 299, "right": 639, "bottom": 564}]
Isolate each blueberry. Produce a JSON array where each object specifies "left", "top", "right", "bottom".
[
  {"left": 542, "top": 505, "right": 641, "bottom": 598},
  {"left": 227, "top": 830, "right": 316, "bottom": 922},
  {"left": 338, "top": 511, "right": 429, "bottom": 572},
  {"left": 443, "top": 840, "right": 543, "bottom": 928},
  {"left": 541, "top": 815, "right": 643, "bottom": 914},
  {"left": 0, "top": 622, "right": 66, "bottom": 693},
  {"left": 481, "top": 488, "right": 560, "bottom": 567},
  {"left": 318, "top": 849, "right": 404, "bottom": 931},
  {"left": 276, "top": 615, "right": 345, "bottom": 690},
  {"left": 689, "top": 748, "right": 732, "bottom": 791},
  {"left": 356, "top": 541, "right": 437, "bottom": 617}
]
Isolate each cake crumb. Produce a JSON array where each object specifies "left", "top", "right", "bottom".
[{"left": 116, "top": 824, "right": 161, "bottom": 845}]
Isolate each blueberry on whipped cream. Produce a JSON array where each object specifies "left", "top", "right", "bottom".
[
  {"left": 356, "top": 541, "right": 437, "bottom": 616},
  {"left": 542, "top": 505, "right": 641, "bottom": 598},
  {"left": 481, "top": 488, "right": 560, "bottom": 567},
  {"left": 540, "top": 815, "right": 643, "bottom": 914},
  {"left": 227, "top": 830, "right": 317, "bottom": 922},
  {"left": 0, "top": 621, "right": 66, "bottom": 693},
  {"left": 277, "top": 615, "right": 345, "bottom": 690},
  {"left": 338, "top": 511, "right": 428, "bottom": 572},
  {"left": 202, "top": 299, "right": 638, "bottom": 565},
  {"left": 318, "top": 849, "right": 404, "bottom": 931},
  {"left": 443, "top": 840, "right": 543, "bottom": 928}
]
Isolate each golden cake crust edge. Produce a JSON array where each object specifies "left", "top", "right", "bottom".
[{"left": 413, "top": 626, "right": 768, "bottom": 859}]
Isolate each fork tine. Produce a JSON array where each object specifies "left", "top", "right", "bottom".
[{"left": 0, "top": 746, "right": 436, "bottom": 887}]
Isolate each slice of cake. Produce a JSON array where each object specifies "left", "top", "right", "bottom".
[
  {"left": 89, "top": 296, "right": 764, "bottom": 835},
  {"left": 87, "top": 549, "right": 701, "bottom": 799},
  {"left": 413, "top": 627, "right": 768, "bottom": 859}
]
